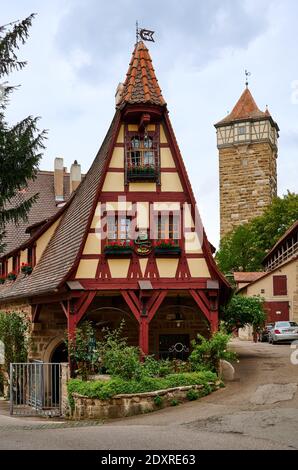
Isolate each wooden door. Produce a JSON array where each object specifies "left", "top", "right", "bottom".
[{"left": 264, "top": 301, "right": 289, "bottom": 323}]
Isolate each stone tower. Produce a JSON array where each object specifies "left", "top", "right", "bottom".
[{"left": 215, "top": 87, "right": 279, "bottom": 239}]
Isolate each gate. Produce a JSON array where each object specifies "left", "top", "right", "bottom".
[{"left": 10, "top": 362, "right": 62, "bottom": 417}]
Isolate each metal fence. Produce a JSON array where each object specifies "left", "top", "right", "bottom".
[{"left": 10, "top": 362, "right": 62, "bottom": 417}]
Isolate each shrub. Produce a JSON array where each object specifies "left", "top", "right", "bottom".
[
  {"left": 67, "top": 370, "right": 218, "bottom": 401},
  {"left": 0, "top": 311, "right": 29, "bottom": 374},
  {"left": 104, "top": 345, "right": 142, "bottom": 380},
  {"left": 154, "top": 395, "right": 163, "bottom": 407},
  {"left": 189, "top": 331, "right": 237, "bottom": 373},
  {"left": 65, "top": 321, "right": 100, "bottom": 380},
  {"left": 186, "top": 389, "right": 199, "bottom": 401},
  {"left": 171, "top": 399, "right": 179, "bottom": 406},
  {"left": 142, "top": 356, "right": 174, "bottom": 377}
]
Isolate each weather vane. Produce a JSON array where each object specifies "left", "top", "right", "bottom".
[
  {"left": 245, "top": 69, "right": 251, "bottom": 87},
  {"left": 136, "top": 21, "right": 155, "bottom": 43}
]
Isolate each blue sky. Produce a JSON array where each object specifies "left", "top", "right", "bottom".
[{"left": 2, "top": 0, "right": 298, "bottom": 246}]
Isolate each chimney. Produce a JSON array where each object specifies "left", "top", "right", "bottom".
[
  {"left": 54, "top": 157, "right": 64, "bottom": 202},
  {"left": 115, "top": 82, "right": 124, "bottom": 107},
  {"left": 70, "top": 160, "right": 81, "bottom": 194}
]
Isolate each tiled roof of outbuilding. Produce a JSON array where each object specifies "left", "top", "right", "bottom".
[
  {"left": 2, "top": 172, "right": 71, "bottom": 256},
  {"left": 0, "top": 113, "right": 120, "bottom": 300}
]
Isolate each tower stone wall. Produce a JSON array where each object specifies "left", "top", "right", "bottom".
[{"left": 219, "top": 141, "right": 277, "bottom": 238}]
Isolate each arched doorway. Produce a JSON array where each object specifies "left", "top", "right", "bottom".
[
  {"left": 51, "top": 342, "right": 68, "bottom": 363},
  {"left": 50, "top": 342, "right": 68, "bottom": 405}
]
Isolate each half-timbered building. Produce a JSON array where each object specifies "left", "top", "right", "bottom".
[{"left": 0, "top": 40, "right": 230, "bottom": 363}]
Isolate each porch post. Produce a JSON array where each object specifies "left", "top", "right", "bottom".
[
  {"left": 139, "top": 317, "right": 149, "bottom": 357},
  {"left": 210, "top": 312, "right": 219, "bottom": 334}
]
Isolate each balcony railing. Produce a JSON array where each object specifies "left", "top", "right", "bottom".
[{"left": 265, "top": 240, "right": 298, "bottom": 271}]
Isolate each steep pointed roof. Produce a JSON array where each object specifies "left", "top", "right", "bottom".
[
  {"left": 215, "top": 87, "right": 268, "bottom": 126},
  {"left": 118, "top": 41, "right": 166, "bottom": 107}
]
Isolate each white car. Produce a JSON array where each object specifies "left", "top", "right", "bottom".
[{"left": 268, "top": 321, "right": 298, "bottom": 344}]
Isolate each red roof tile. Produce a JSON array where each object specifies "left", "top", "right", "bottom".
[
  {"left": 118, "top": 41, "right": 166, "bottom": 107},
  {"left": 216, "top": 88, "right": 268, "bottom": 126},
  {"left": 233, "top": 271, "right": 266, "bottom": 283}
]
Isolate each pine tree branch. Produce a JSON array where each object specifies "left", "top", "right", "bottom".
[
  {"left": 0, "top": 194, "right": 39, "bottom": 225},
  {"left": 0, "top": 14, "right": 36, "bottom": 77}
]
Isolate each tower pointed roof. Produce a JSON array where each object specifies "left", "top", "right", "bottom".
[
  {"left": 118, "top": 41, "right": 166, "bottom": 107},
  {"left": 215, "top": 87, "right": 269, "bottom": 126}
]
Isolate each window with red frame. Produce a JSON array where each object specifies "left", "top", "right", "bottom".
[
  {"left": 0, "top": 261, "right": 6, "bottom": 277},
  {"left": 27, "top": 246, "right": 36, "bottom": 267},
  {"left": 12, "top": 255, "right": 20, "bottom": 274},
  {"left": 273, "top": 275, "right": 287, "bottom": 296},
  {"left": 156, "top": 213, "right": 180, "bottom": 241},
  {"left": 107, "top": 215, "right": 132, "bottom": 241}
]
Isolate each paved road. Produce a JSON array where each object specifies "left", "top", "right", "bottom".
[{"left": 1, "top": 340, "right": 298, "bottom": 450}]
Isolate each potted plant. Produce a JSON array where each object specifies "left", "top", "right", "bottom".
[
  {"left": 154, "top": 239, "right": 181, "bottom": 257},
  {"left": 21, "top": 263, "right": 33, "bottom": 275},
  {"left": 0, "top": 276, "right": 5, "bottom": 285},
  {"left": 7, "top": 271, "right": 17, "bottom": 281},
  {"left": 104, "top": 240, "right": 134, "bottom": 257}
]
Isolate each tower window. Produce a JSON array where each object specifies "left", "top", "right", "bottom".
[{"left": 125, "top": 129, "right": 159, "bottom": 182}]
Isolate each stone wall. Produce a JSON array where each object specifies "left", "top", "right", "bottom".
[
  {"left": 0, "top": 300, "right": 31, "bottom": 316},
  {"left": 30, "top": 303, "right": 67, "bottom": 361},
  {"left": 219, "top": 142, "right": 277, "bottom": 238},
  {"left": 70, "top": 381, "right": 219, "bottom": 420}
]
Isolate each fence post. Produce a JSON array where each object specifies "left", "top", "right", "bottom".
[
  {"left": 60, "top": 362, "right": 70, "bottom": 417},
  {"left": 9, "top": 363, "right": 13, "bottom": 415}
]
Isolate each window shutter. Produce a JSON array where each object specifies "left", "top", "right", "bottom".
[{"left": 273, "top": 275, "right": 287, "bottom": 295}]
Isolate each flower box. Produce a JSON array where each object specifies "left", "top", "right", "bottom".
[
  {"left": 127, "top": 165, "right": 157, "bottom": 182},
  {"left": 21, "top": 263, "right": 33, "bottom": 275},
  {"left": 154, "top": 247, "right": 182, "bottom": 257},
  {"left": 104, "top": 241, "right": 134, "bottom": 257},
  {"left": 154, "top": 240, "right": 181, "bottom": 257},
  {"left": 7, "top": 272, "right": 17, "bottom": 281}
]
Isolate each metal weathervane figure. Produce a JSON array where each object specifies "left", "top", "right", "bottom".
[
  {"left": 136, "top": 21, "right": 155, "bottom": 43},
  {"left": 245, "top": 69, "right": 251, "bottom": 87}
]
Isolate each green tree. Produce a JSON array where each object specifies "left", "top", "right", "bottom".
[
  {"left": 216, "top": 191, "right": 298, "bottom": 274},
  {"left": 0, "top": 14, "right": 46, "bottom": 253},
  {"left": 0, "top": 311, "right": 29, "bottom": 372},
  {"left": 221, "top": 295, "right": 266, "bottom": 334}
]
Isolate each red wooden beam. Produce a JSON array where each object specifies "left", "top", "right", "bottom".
[
  {"left": 76, "top": 291, "right": 97, "bottom": 323},
  {"left": 121, "top": 291, "right": 141, "bottom": 322},
  {"left": 128, "top": 290, "right": 142, "bottom": 312},
  {"left": 60, "top": 300, "right": 69, "bottom": 318},
  {"left": 189, "top": 289, "right": 211, "bottom": 322},
  {"left": 147, "top": 291, "right": 167, "bottom": 322},
  {"left": 139, "top": 318, "right": 149, "bottom": 357},
  {"left": 32, "top": 304, "right": 41, "bottom": 323},
  {"left": 198, "top": 291, "right": 210, "bottom": 311},
  {"left": 145, "top": 291, "right": 160, "bottom": 314}
]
